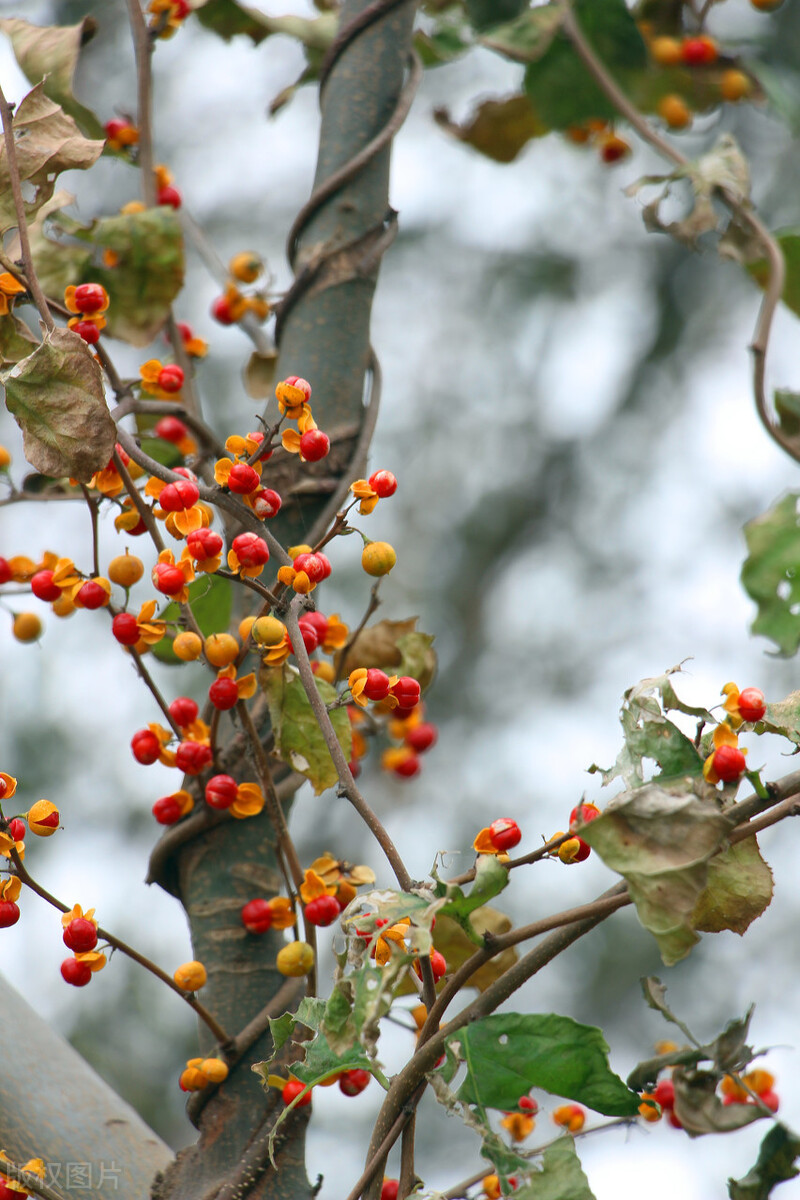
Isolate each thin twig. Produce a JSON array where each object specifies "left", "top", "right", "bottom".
[
  {"left": 126, "top": 0, "right": 156, "bottom": 207},
  {"left": 112, "top": 447, "right": 165, "bottom": 552},
  {"left": 0, "top": 82, "right": 54, "bottom": 330},
  {"left": 0, "top": 1158, "right": 67, "bottom": 1200},
  {"left": 284, "top": 598, "right": 414, "bottom": 893}
]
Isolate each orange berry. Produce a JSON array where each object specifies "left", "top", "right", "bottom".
[
  {"left": 750, "top": 0, "right": 783, "bottom": 9},
  {"left": 720, "top": 69, "right": 751, "bottom": 102},
  {"left": 0, "top": 445, "right": 10, "bottom": 469},
  {"left": 650, "top": 36, "right": 682, "bottom": 66},
  {"left": 12, "top": 612, "right": 42, "bottom": 642},
  {"left": 598, "top": 133, "right": 631, "bottom": 164},
  {"left": 204, "top": 632, "right": 240, "bottom": 667},
  {"left": 173, "top": 631, "right": 203, "bottom": 661},
  {"left": 108, "top": 553, "right": 144, "bottom": 588},
  {"left": 361, "top": 541, "right": 396, "bottom": 577},
  {"left": 657, "top": 94, "right": 691, "bottom": 129},
  {"left": 174, "top": 960, "right": 207, "bottom": 990},
  {"left": 229, "top": 251, "right": 263, "bottom": 284}
]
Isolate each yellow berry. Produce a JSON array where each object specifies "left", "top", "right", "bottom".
[
  {"left": 204, "top": 632, "right": 240, "bottom": 667},
  {"left": 13, "top": 612, "right": 42, "bottom": 642},
  {"left": 657, "top": 94, "right": 691, "bottom": 129},
  {"left": 173, "top": 960, "right": 207, "bottom": 991},
  {"left": 238, "top": 616, "right": 256, "bottom": 642},
  {"left": 200, "top": 1057, "right": 229, "bottom": 1083},
  {"left": 720, "top": 69, "right": 752, "bottom": 102},
  {"left": 173, "top": 631, "right": 203, "bottom": 661},
  {"left": 251, "top": 616, "right": 286, "bottom": 647},
  {"left": 361, "top": 541, "right": 396, "bottom": 577},
  {"left": 229, "top": 252, "right": 263, "bottom": 284},
  {"left": 313, "top": 661, "right": 335, "bottom": 684},
  {"left": 650, "top": 36, "right": 682, "bottom": 66},
  {"left": 276, "top": 941, "right": 315, "bottom": 977},
  {"left": 108, "top": 553, "right": 144, "bottom": 588}
]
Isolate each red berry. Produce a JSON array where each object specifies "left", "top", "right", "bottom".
[
  {"left": 232, "top": 532, "right": 269, "bottom": 567},
  {"left": 667, "top": 1109, "right": 683, "bottom": 1129},
  {"left": 712, "top": 744, "right": 747, "bottom": 783},
  {"left": 112, "top": 613, "right": 140, "bottom": 646},
  {"left": 738, "top": 688, "right": 766, "bottom": 723},
  {"left": 414, "top": 950, "right": 446, "bottom": 981},
  {"left": 61, "top": 957, "right": 92, "bottom": 987},
  {"left": 169, "top": 696, "right": 199, "bottom": 727},
  {"left": 187, "top": 528, "right": 223, "bottom": 561},
  {"left": 176, "top": 741, "right": 213, "bottom": 775},
  {"left": 681, "top": 35, "right": 717, "bottom": 65},
  {"left": 227, "top": 463, "right": 260, "bottom": 495},
  {"left": 381, "top": 1183, "right": 399, "bottom": 1200},
  {"left": 155, "top": 415, "right": 190, "bottom": 444},
  {"left": 349, "top": 759, "right": 361, "bottom": 779},
  {"left": 393, "top": 753, "right": 421, "bottom": 779},
  {"left": 284, "top": 375, "right": 312, "bottom": 400},
  {"left": 391, "top": 677, "right": 421, "bottom": 709},
  {"left": 153, "top": 795, "right": 182, "bottom": 824},
  {"left": 76, "top": 580, "right": 107, "bottom": 609},
  {"left": 316, "top": 553, "right": 332, "bottom": 579},
  {"left": 301, "top": 612, "right": 329, "bottom": 641},
  {"left": 157, "top": 364, "right": 184, "bottom": 393},
  {"left": 205, "top": 774, "right": 239, "bottom": 809},
  {"left": 405, "top": 723, "right": 437, "bottom": 753},
  {"left": 7, "top": 819, "right": 25, "bottom": 841},
  {"left": 63, "top": 917, "right": 98, "bottom": 953},
  {"left": 0, "top": 901, "right": 20, "bottom": 929},
  {"left": 368, "top": 470, "right": 397, "bottom": 498},
  {"left": 362, "top": 669, "right": 391, "bottom": 701},
  {"left": 241, "top": 898, "right": 273, "bottom": 934},
  {"left": 0, "top": 558, "right": 11, "bottom": 585},
  {"left": 209, "top": 677, "right": 239, "bottom": 710},
  {"left": 299, "top": 429, "right": 330, "bottom": 462},
  {"left": 282, "top": 1079, "right": 311, "bottom": 1107},
  {"left": 569, "top": 802, "right": 601, "bottom": 829},
  {"left": 252, "top": 487, "right": 282, "bottom": 519},
  {"left": 296, "top": 620, "right": 320, "bottom": 654},
  {"left": 211, "top": 295, "right": 235, "bottom": 325},
  {"left": 73, "top": 283, "right": 107, "bottom": 314},
  {"left": 653, "top": 1079, "right": 675, "bottom": 1109},
  {"left": 760, "top": 1090, "right": 780, "bottom": 1113},
  {"left": 304, "top": 894, "right": 341, "bottom": 927},
  {"left": 131, "top": 729, "right": 161, "bottom": 765},
  {"left": 157, "top": 184, "right": 182, "bottom": 209},
  {"left": 339, "top": 1068, "right": 370, "bottom": 1097},
  {"left": 105, "top": 118, "right": 128, "bottom": 140},
  {"left": 573, "top": 837, "right": 591, "bottom": 862},
  {"left": 159, "top": 479, "right": 199, "bottom": 511},
  {"left": 518, "top": 1096, "right": 538, "bottom": 1114},
  {"left": 72, "top": 320, "right": 101, "bottom": 345},
  {"left": 31, "top": 569, "right": 62, "bottom": 602},
  {"left": 488, "top": 818, "right": 521, "bottom": 852},
  {"left": 291, "top": 553, "right": 325, "bottom": 583},
  {"left": 153, "top": 563, "right": 185, "bottom": 596}
]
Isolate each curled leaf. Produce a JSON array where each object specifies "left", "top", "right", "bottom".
[{"left": 0, "top": 17, "right": 104, "bottom": 138}]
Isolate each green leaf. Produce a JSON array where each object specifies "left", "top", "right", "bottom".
[
  {"left": 0, "top": 17, "right": 104, "bottom": 138},
  {"left": 581, "top": 784, "right": 734, "bottom": 965},
  {"left": 433, "top": 95, "right": 548, "bottom": 165},
  {"left": 691, "top": 840, "right": 773, "bottom": 936},
  {"left": 674, "top": 1067, "right": 765, "bottom": 1137},
  {"left": 0, "top": 314, "right": 38, "bottom": 366},
  {"left": 152, "top": 575, "right": 233, "bottom": 665},
  {"left": 514, "top": 1137, "right": 596, "bottom": 1200},
  {"left": 465, "top": 0, "right": 528, "bottom": 33},
  {"left": 0, "top": 84, "right": 103, "bottom": 235},
  {"left": 432, "top": 909, "right": 518, "bottom": 993},
  {"left": 774, "top": 389, "right": 800, "bottom": 439},
  {"left": 750, "top": 230, "right": 800, "bottom": 321},
  {"left": 195, "top": 0, "right": 336, "bottom": 50},
  {"left": 261, "top": 665, "right": 352, "bottom": 794},
  {"left": 414, "top": 23, "right": 471, "bottom": 68},
  {"left": 76, "top": 208, "right": 185, "bottom": 347},
  {"left": 27, "top": 192, "right": 92, "bottom": 299},
  {"left": 524, "top": 0, "right": 646, "bottom": 130},
  {"left": 447, "top": 1013, "right": 640, "bottom": 1117},
  {"left": 741, "top": 493, "right": 800, "bottom": 657},
  {"left": 2, "top": 326, "right": 115, "bottom": 481},
  {"left": 480, "top": 4, "right": 563, "bottom": 64},
  {"left": 139, "top": 436, "right": 184, "bottom": 469},
  {"left": 729, "top": 1124, "right": 800, "bottom": 1200},
  {"left": 761, "top": 690, "right": 800, "bottom": 746},
  {"left": 439, "top": 855, "right": 509, "bottom": 940}
]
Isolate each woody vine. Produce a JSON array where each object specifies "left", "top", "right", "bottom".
[{"left": 2, "top": 1, "right": 800, "bottom": 1199}]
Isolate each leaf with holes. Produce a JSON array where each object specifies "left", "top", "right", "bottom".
[
  {"left": 444, "top": 1013, "right": 640, "bottom": 1116},
  {"left": 261, "top": 665, "right": 352, "bottom": 795},
  {"left": 2, "top": 326, "right": 115, "bottom": 481}
]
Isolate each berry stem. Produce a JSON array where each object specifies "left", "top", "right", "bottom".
[
  {"left": 0, "top": 1155, "right": 68, "bottom": 1200},
  {"left": 9, "top": 847, "right": 232, "bottom": 1047},
  {"left": 0, "top": 81, "right": 55, "bottom": 332}
]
